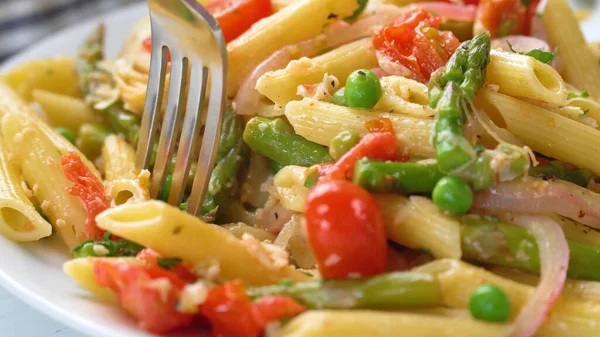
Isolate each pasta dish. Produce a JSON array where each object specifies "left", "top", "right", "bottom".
[{"left": 1, "top": 0, "right": 600, "bottom": 336}]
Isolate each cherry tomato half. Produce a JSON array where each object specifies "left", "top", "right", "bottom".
[
  {"left": 205, "top": 0, "right": 274, "bottom": 42},
  {"left": 475, "top": 0, "right": 541, "bottom": 37}
]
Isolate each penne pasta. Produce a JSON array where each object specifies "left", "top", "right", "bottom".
[
  {"left": 273, "top": 165, "right": 310, "bottom": 213},
  {"left": 478, "top": 88, "right": 600, "bottom": 174},
  {"left": 376, "top": 195, "right": 462, "bottom": 259},
  {"left": 2, "top": 113, "right": 88, "bottom": 248},
  {"left": 256, "top": 38, "right": 378, "bottom": 107},
  {"left": 222, "top": 223, "right": 276, "bottom": 242},
  {"left": 486, "top": 50, "right": 568, "bottom": 104},
  {"left": 228, "top": 0, "right": 360, "bottom": 95},
  {"left": 32, "top": 89, "right": 103, "bottom": 133},
  {"left": 543, "top": 0, "right": 600, "bottom": 100},
  {"left": 96, "top": 200, "right": 312, "bottom": 286},
  {"left": 374, "top": 76, "right": 435, "bottom": 118},
  {"left": 415, "top": 259, "right": 600, "bottom": 337},
  {"left": 285, "top": 99, "right": 435, "bottom": 158},
  {"left": 102, "top": 135, "right": 149, "bottom": 206},
  {"left": 0, "top": 138, "right": 52, "bottom": 241},
  {"left": 0, "top": 57, "right": 81, "bottom": 101}
]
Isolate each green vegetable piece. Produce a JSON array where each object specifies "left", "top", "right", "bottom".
[
  {"left": 462, "top": 155, "right": 494, "bottom": 191},
  {"left": 507, "top": 41, "right": 558, "bottom": 65},
  {"left": 158, "top": 174, "right": 173, "bottom": 202},
  {"left": 55, "top": 127, "right": 77, "bottom": 144},
  {"left": 244, "top": 117, "right": 333, "bottom": 167},
  {"left": 331, "top": 87, "right": 348, "bottom": 106},
  {"left": 269, "top": 160, "right": 286, "bottom": 173},
  {"left": 72, "top": 242, "right": 97, "bottom": 258},
  {"left": 344, "top": 0, "right": 368, "bottom": 21},
  {"left": 248, "top": 271, "right": 442, "bottom": 309},
  {"left": 353, "top": 159, "right": 445, "bottom": 194},
  {"left": 469, "top": 284, "right": 511, "bottom": 322},
  {"left": 304, "top": 168, "right": 319, "bottom": 188},
  {"left": 329, "top": 130, "right": 360, "bottom": 160},
  {"left": 344, "top": 69, "right": 383, "bottom": 109},
  {"left": 71, "top": 232, "right": 144, "bottom": 258},
  {"left": 432, "top": 176, "right": 473, "bottom": 214},
  {"left": 435, "top": 133, "right": 475, "bottom": 173},
  {"left": 157, "top": 257, "right": 182, "bottom": 269},
  {"left": 76, "top": 123, "right": 111, "bottom": 160},
  {"left": 567, "top": 90, "right": 590, "bottom": 100},
  {"left": 439, "top": 20, "right": 474, "bottom": 42}
]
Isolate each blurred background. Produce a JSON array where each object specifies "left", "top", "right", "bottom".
[{"left": 0, "top": 0, "right": 140, "bottom": 61}]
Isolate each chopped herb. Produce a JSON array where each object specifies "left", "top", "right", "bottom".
[
  {"left": 327, "top": 13, "right": 338, "bottom": 20},
  {"left": 34, "top": 204, "right": 50, "bottom": 223},
  {"left": 583, "top": 109, "right": 590, "bottom": 115},
  {"left": 71, "top": 232, "right": 144, "bottom": 258},
  {"left": 344, "top": 0, "right": 368, "bottom": 21},
  {"left": 520, "top": 0, "right": 531, "bottom": 6},
  {"left": 157, "top": 257, "right": 182, "bottom": 269},
  {"left": 529, "top": 160, "right": 596, "bottom": 187},
  {"left": 428, "top": 10, "right": 439, "bottom": 16},
  {"left": 278, "top": 279, "right": 295, "bottom": 287},
  {"left": 304, "top": 170, "right": 319, "bottom": 188},
  {"left": 567, "top": 90, "right": 590, "bottom": 100},
  {"left": 179, "top": 199, "right": 189, "bottom": 211},
  {"left": 507, "top": 41, "right": 558, "bottom": 64}
]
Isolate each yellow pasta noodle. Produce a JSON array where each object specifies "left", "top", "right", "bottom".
[
  {"left": 486, "top": 50, "right": 568, "bottom": 104},
  {"left": 1, "top": 57, "right": 81, "bottom": 101},
  {"left": 102, "top": 135, "right": 149, "bottom": 205},
  {"left": 96, "top": 200, "right": 311, "bottom": 286},
  {"left": 0, "top": 138, "right": 52, "bottom": 241},
  {"left": 376, "top": 194, "right": 462, "bottom": 259},
  {"left": 478, "top": 88, "right": 600, "bottom": 174},
  {"left": 256, "top": 38, "right": 378, "bottom": 107},
  {"left": 2, "top": 113, "right": 88, "bottom": 248},
  {"left": 33, "top": 90, "right": 103, "bottom": 132},
  {"left": 374, "top": 76, "right": 435, "bottom": 118},
  {"left": 285, "top": 99, "right": 434, "bottom": 158},
  {"left": 273, "top": 165, "right": 310, "bottom": 213},
  {"left": 543, "top": 0, "right": 600, "bottom": 100}
]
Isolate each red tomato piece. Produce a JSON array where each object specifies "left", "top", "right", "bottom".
[
  {"left": 205, "top": 0, "right": 274, "bottom": 42},
  {"left": 305, "top": 180, "right": 388, "bottom": 279},
  {"left": 365, "top": 117, "right": 395, "bottom": 134},
  {"left": 61, "top": 152, "right": 108, "bottom": 241},
  {"left": 475, "top": 0, "right": 540, "bottom": 37},
  {"left": 321, "top": 132, "right": 402, "bottom": 181},
  {"left": 199, "top": 281, "right": 305, "bottom": 337},
  {"left": 373, "top": 8, "right": 460, "bottom": 83},
  {"left": 136, "top": 248, "right": 198, "bottom": 283},
  {"left": 94, "top": 261, "right": 194, "bottom": 334}
]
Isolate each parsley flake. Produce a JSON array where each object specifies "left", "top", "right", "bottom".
[
  {"left": 567, "top": 90, "right": 590, "bottom": 100},
  {"left": 157, "top": 257, "right": 183, "bottom": 269},
  {"left": 507, "top": 41, "right": 559, "bottom": 64}
]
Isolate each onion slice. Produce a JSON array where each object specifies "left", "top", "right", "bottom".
[
  {"left": 474, "top": 177, "right": 600, "bottom": 229},
  {"left": 509, "top": 214, "right": 569, "bottom": 337},
  {"left": 412, "top": 2, "right": 477, "bottom": 22}
]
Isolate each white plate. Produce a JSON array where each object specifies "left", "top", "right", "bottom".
[{"left": 0, "top": 2, "right": 600, "bottom": 337}]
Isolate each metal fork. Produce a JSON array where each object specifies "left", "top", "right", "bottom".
[{"left": 136, "top": 0, "right": 227, "bottom": 216}]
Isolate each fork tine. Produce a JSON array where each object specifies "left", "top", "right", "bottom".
[
  {"left": 187, "top": 63, "right": 227, "bottom": 216},
  {"left": 168, "top": 60, "right": 208, "bottom": 205},
  {"left": 135, "top": 26, "right": 168, "bottom": 170},
  {"left": 150, "top": 51, "right": 189, "bottom": 198}
]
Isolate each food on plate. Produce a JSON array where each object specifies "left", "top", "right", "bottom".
[{"left": 1, "top": 0, "right": 600, "bottom": 335}]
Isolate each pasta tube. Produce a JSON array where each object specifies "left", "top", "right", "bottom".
[
  {"left": 228, "top": 0, "right": 360, "bottom": 95},
  {"left": 374, "top": 76, "right": 435, "bottom": 118},
  {"left": 102, "top": 135, "right": 149, "bottom": 205},
  {"left": 256, "top": 38, "right": 378, "bottom": 106},
  {"left": 478, "top": 88, "right": 600, "bottom": 174},
  {"left": 285, "top": 99, "right": 435, "bottom": 158},
  {"left": 543, "top": 0, "right": 600, "bottom": 100},
  {"left": 273, "top": 165, "right": 310, "bottom": 213},
  {"left": 376, "top": 195, "right": 462, "bottom": 259},
  {"left": 0, "top": 139, "right": 52, "bottom": 241},
  {"left": 96, "top": 201, "right": 311, "bottom": 286},
  {"left": 415, "top": 259, "right": 600, "bottom": 337},
  {"left": 2, "top": 113, "right": 88, "bottom": 248},
  {"left": 32, "top": 90, "right": 103, "bottom": 132},
  {"left": 486, "top": 50, "right": 568, "bottom": 104},
  {"left": 0, "top": 81, "right": 100, "bottom": 178}
]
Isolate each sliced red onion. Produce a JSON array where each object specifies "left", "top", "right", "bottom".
[
  {"left": 376, "top": 50, "right": 418, "bottom": 81},
  {"left": 509, "top": 214, "right": 568, "bottom": 337},
  {"left": 412, "top": 2, "right": 477, "bottom": 22},
  {"left": 255, "top": 200, "right": 298, "bottom": 234},
  {"left": 474, "top": 178, "right": 600, "bottom": 228}
]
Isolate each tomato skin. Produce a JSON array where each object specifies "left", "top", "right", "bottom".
[
  {"left": 205, "top": 0, "right": 274, "bottom": 42},
  {"left": 136, "top": 248, "right": 198, "bottom": 283},
  {"left": 61, "top": 152, "right": 108, "bottom": 241},
  {"left": 305, "top": 180, "right": 388, "bottom": 279},
  {"left": 322, "top": 132, "right": 401, "bottom": 181},
  {"left": 373, "top": 8, "right": 460, "bottom": 83},
  {"left": 475, "top": 0, "right": 540, "bottom": 37},
  {"left": 365, "top": 117, "right": 394, "bottom": 134},
  {"left": 199, "top": 281, "right": 306, "bottom": 337},
  {"left": 93, "top": 261, "right": 194, "bottom": 334}
]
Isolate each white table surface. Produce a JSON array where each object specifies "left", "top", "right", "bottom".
[{"left": 0, "top": 286, "right": 85, "bottom": 337}]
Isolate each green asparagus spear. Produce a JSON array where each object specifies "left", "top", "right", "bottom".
[
  {"left": 460, "top": 215, "right": 600, "bottom": 281},
  {"left": 76, "top": 123, "right": 111, "bottom": 160},
  {"left": 248, "top": 272, "right": 441, "bottom": 309},
  {"left": 529, "top": 160, "right": 596, "bottom": 187},
  {"left": 243, "top": 117, "right": 333, "bottom": 167},
  {"left": 76, "top": 24, "right": 104, "bottom": 97},
  {"left": 100, "top": 103, "right": 141, "bottom": 145},
  {"left": 353, "top": 159, "right": 445, "bottom": 194},
  {"left": 329, "top": 130, "right": 360, "bottom": 160}
]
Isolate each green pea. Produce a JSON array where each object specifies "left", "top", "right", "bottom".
[
  {"left": 269, "top": 159, "right": 286, "bottom": 173},
  {"left": 432, "top": 176, "right": 473, "bottom": 214},
  {"left": 469, "top": 284, "right": 511, "bottom": 322},
  {"left": 55, "top": 127, "right": 77, "bottom": 144},
  {"left": 158, "top": 174, "right": 173, "bottom": 202},
  {"left": 344, "top": 69, "right": 382, "bottom": 109},
  {"left": 329, "top": 130, "right": 360, "bottom": 160},
  {"left": 331, "top": 88, "right": 348, "bottom": 106},
  {"left": 73, "top": 242, "right": 97, "bottom": 258}
]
